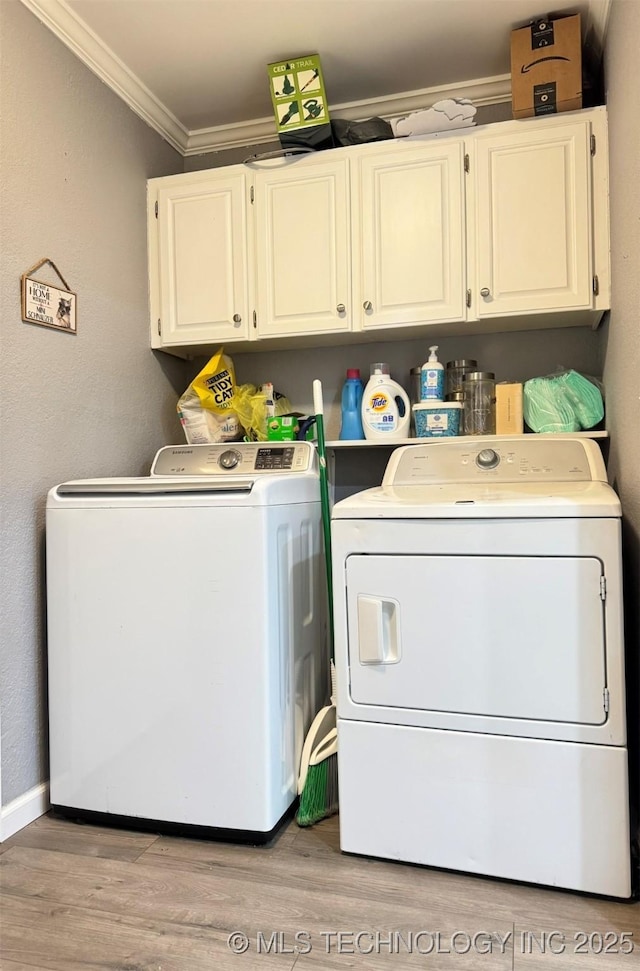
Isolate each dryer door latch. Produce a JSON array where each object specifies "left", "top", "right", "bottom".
[{"left": 357, "top": 595, "right": 400, "bottom": 665}]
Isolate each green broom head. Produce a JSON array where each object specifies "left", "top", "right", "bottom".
[{"left": 296, "top": 754, "right": 338, "bottom": 827}]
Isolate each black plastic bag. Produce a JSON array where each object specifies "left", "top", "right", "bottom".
[{"left": 331, "top": 117, "right": 393, "bottom": 147}]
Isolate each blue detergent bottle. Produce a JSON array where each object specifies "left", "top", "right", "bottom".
[{"left": 339, "top": 369, "right": 365, "bottom": 440}]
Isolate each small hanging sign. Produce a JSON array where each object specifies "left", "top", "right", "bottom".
[{"left": 21, "top": 258, "right": 77, "bottom": 334}]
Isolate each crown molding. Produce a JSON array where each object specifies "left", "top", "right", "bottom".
[
  {"left": 19, "top": 0, "right": 189, "bottom": 154},
  {"left": 185, "top": 74, "right": 513, "bottom": 155},
  {"left": 21, "top": 0, "right": 512, "bottom": 157}
]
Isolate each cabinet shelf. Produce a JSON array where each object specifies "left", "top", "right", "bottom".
[{"left": 326, "top": 431, "right": 609, "bottom": 448}]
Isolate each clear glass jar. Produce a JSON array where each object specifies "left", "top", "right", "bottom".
[
  {"left": 445, "top": 391, "right": 466, "bottom": 434},
  {"left": 409, "top": 367, "right": 422, "bottom": 407},
  {"left": 463, "top": 372, "right": 496, "bottom": 435},
  {"left": 445, "top": 359, "right": 478, "bottom": 396},
  {"left": 410, "top": 367, "right": 422, "bottom": 434}
]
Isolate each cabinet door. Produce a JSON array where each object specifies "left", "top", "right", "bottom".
[
  {"left": 355, "top": 142, "right": 466, "bottom": 330},
  {"left": 472, "top": 120, "right": 592, "bottom": 316},
  {"left": 254, "top": 158, "right": 351, "bottom": 338},
  {"left": 156, "top": 171, "right": 249, "bottom": 345}
]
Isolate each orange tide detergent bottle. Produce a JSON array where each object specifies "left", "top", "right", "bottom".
[{"left": 361, "top": 364, "right": 411, "bottom": 441}]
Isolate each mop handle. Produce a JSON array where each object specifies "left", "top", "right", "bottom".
[{"left": 312, "top": 380, "right": 334, "bottom": 651}]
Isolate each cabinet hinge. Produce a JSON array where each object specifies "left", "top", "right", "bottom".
[
  {"left": 157, "top": 318, "right": 161, "bottom": 336},
  {"left": 466, "top": 289, "right": 472, "bottom": 308},
  {"left": 253, "top": 310, "right": 257, "bottom": 329},
  {"left": 603, "top": 687, "right": 610, "bottom": 713},
  {"left": 155, "top": 200, "right": 158, "bottom": 218},
  {"left": 590, "top": 134, "right": 596, "bottom": 156},
  {"left": 600, "top": 576, "right": 606, "bottom": 601},
  {"left": 464, "top": 154, "right": 470, "bottom": 173},
  {"left": 250, "top": 186, "right": 254, "bottom": 204},
  {"left": 593, "top": 275, "right": 600, "bottom": 296}
]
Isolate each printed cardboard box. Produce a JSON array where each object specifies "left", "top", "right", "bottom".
[
  {"left": 496, "top": 383, "right": 524, "bottom": 435},
  {"left": 268, "top": 54, "right": 334, "bottom": 151},
  {"left": 510, "top": 14, "right": 582, "bottom": 119}
]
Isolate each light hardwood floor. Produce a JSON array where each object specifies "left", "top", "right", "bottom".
[{"left": 1, "top": 812, "right": 638, "bottom": 970}]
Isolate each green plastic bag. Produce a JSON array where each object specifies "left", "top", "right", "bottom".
[{"left": 523, "top": 370, "right": 604, "bottom": 433}]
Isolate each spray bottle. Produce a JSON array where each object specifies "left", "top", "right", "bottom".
[
  {"left": 420, "top": 346, "right": 444, "bottom": 401},
  {"left": 361, "top": 364, "right": 410, "bottom": 442}
]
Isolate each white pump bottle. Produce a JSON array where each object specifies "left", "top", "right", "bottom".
[{"left": 420, "top": 345, "right": 444, "bottom": 400}]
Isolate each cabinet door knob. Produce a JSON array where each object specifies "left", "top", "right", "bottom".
[
  {"left": 233, "top": 314, "right": 242, "bottom": 324},
  {"left": 363, "top": 300, "right": 373, "bottom": 311},
  {"left": 480, "top": 288, "right": 491, "bottom": 298},
  {"left": 336, "top": 303, "right": 346, "bottom": 314}
]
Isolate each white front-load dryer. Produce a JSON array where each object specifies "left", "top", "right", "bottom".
[
  {"left": 47, "top": 442, "right": 326, "bottom": 841},
  {"left": 332, "top": 437, "right": 631, "bottom": 897}
]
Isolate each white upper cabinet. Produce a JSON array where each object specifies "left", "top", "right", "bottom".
[
  {"left": 353, "top": 141, "right": 466, "bottom": 331},
  {"left": 471, "top": 119, "right": 593, "bottom": 317},
  {"left": 148, "top": 108, "right": 610, "bottom": 353},
  {"left": 150, "top": 168, "right": 250, "bottom": 347},
  {"left": 253, "top": 157, "right": 351, "bottom": 338}
]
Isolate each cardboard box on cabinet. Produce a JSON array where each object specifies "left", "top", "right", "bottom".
[
  {"left": 268, "top": 54, "right": 334, "bottom": 151},
  {"left": 511, "top": 14, "right": 582, "bottom": 119}
]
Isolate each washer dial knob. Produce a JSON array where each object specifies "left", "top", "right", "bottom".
[
  {"left": 476, "top": 448, "right": 500, "bottom": 470},
  {"left": 219, "top": 449, "right": 241, "bottom": 470}
]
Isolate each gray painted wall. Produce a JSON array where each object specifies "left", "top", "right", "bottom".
[
  {"left": 602, "top": 0, "right": 640, "bottom": 832},
  {"left": 0, "top": 1, "right": 188, "bottom": 807}
]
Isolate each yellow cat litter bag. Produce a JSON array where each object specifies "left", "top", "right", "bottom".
[{"left": 177, "top": 348, "right": 243, "bottom": 444}]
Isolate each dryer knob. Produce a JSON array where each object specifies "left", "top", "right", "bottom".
[
  {"left": 476, "top": 448, "right": 500, "bottom": 469},
  {"left": 219, "top": 449, "right": 240, "bottom": 470}
]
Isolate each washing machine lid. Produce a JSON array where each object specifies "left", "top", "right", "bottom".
[
  {"left": 48, "top": 443, "right": 319, "bottom": 508},
  {"left": 333, "top": 438, "right": 620, "bottom": 519},
  {"left": 48, "top": 475, "right": 319, "bottom": 507}
]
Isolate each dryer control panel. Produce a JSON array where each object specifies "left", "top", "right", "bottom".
[
  {"left": 151, "top": 442, "right": 315, "bottom": 476},
  {"left": 383, "top": 437, "right": 607, "bottom": 486}
]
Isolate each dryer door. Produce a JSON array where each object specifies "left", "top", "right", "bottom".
[{"left": 346, "top": 554, "right": 607, "bottom": 725}]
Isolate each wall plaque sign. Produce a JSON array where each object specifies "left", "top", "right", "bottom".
[{"left": 21, "top": 258, "right": 76, "bottom": 334}]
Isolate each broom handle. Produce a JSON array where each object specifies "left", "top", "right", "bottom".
[{"left": 313, "top": 380, "right": 334, "bottom": 656}]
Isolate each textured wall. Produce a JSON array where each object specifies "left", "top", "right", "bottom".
[
  {"left": 0, "top": 1, "right": 187, "bottom": 806},
  {"left": 602, "top": 0, "right": 640, "bottom": 835}
]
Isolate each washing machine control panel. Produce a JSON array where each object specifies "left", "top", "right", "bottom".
[
  {"left": 151, "top": 442, "right": 315, "bottom": 476},
  {"left": 254, "top": 447, "right": 296, "bottom": 470},
  {"left": 383, "top": 438, "right": 606, "bottom": 486}
]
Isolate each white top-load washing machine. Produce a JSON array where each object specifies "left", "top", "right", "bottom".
[
  {"left": 47, "top": 442, "right": 326, "bottom": 842},
  {"left": 332, "top": 437, "right": 631, "bottom": 897}
]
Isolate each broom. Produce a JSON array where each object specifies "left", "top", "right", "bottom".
[
  {"left": 296, "top": 665, "right": 338, "bottom": 826},
  {"left": 296, "top": 379, "right": 338, "bottom": 826}
]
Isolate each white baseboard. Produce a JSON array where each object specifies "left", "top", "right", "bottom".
[{"left": 0, "top": 782, "right": 50, "bottom": 841}]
